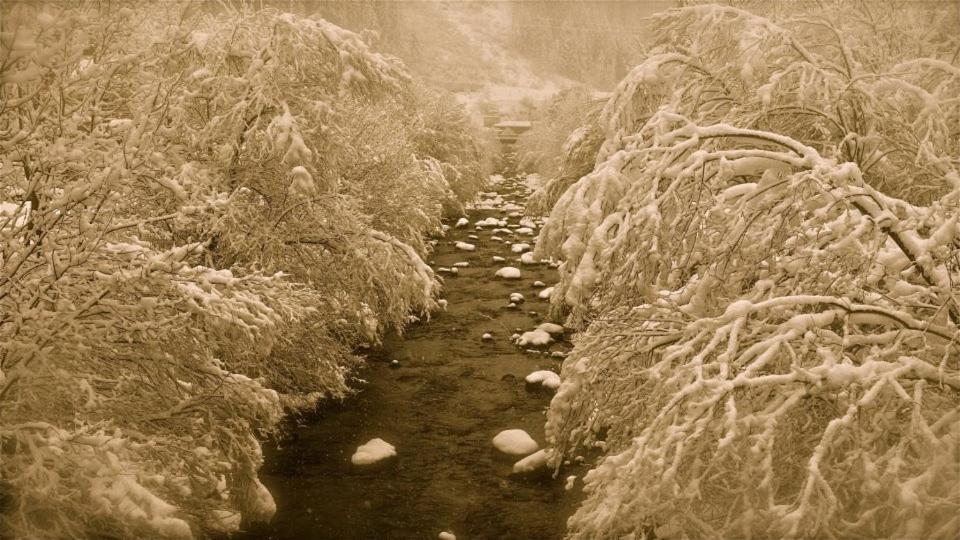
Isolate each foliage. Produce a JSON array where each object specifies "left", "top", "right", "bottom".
[
  {"left": 516, "top": 87, "right": 606, "bottom": 216},
  {"left": 0, "top": 2, "right": 486, "bottom": 537},
  {"left": 535, "top": 3, "right": 960, "bottom": 538}
]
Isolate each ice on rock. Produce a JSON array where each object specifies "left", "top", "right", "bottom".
[
  {"left": 454, "top": 218, "right": 469, "bottom": 228},
  {"left": 511, "top": 243, "right": 531, "bottom": 253},
  {"left": 454, "top": 241, "right": 475, "bottom": 251},
  {"left": 525, "top": 370, "right": 561, "bottom": 390},
  {"left": 492, "top": 429, "right": 538, "bottom": 455},
  {"left": 495, "top": 267, "right": 522, "bottom": 279},
  {"left": 509, "top": 292, "right": 525, "bottom": 303},
  {"left": 351, "top": 438, "right": 396, "bottom": 465},
  {"left": 512, "top": 449, "right": 549, "bottom": 474},
  {"left": 538, "top": 286, "right": 554, "bottom": 299}
]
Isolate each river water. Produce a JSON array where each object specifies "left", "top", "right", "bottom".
[{"left": 239, "top": 175, "right": 581, "bottom": 539}]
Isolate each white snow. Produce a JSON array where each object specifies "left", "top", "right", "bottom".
[
  {"left": 525, "top": 370, "right": 561, "bottom": 390},
  {"left": 351, "top": 438, "right": 396, "bottom": 465},
  {"left": 492, "top": 429, "right": 539, "bottom": 455},
  {"left": 476, "top": 217, "right": 505, "bottom": 227},
  {"left": 495, "top": 267, "right": 522, "bottom": 279},
  {"left": 537, "top": 322, "right": 564, "bottom": 335},
  {"left": 454, "top": 241, "right": 476, "bottom": 251},
  {"left": 512, "top": 449, "right": 549, "bottom": 474},
  {"left": 516, "top": 329, "right": 552, "bottom": 346}
]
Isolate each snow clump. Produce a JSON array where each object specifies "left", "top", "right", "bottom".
[
  {"left": 492, "top": 429, "right": 538, "bottom": 455},
  {"left": 351, "top": 438, "right": 396, "bottom": 465}
]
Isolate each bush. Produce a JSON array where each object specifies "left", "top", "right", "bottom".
[
  {"left": 0, "top": 2, "right": 487, "bottom": 537},
  {"left": 515, "top": 88, "right": 606, "bottom": 216},
  {"left": 535, "top": 3, "right": 960, "bottom": 538}
]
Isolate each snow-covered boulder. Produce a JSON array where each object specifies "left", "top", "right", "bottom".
[
  {"left": 537, "top": 322, "right": 564, "bottom": 335},
  {"left": 519, "top": 252, "right": 539, "bottom": 265},
  {"left": 351, "top": 438, "right": 396, "bottom": 465},
  {"left": 495, "top": 267, "right": 522, "bottom": 279},
  {"left": 492, "top": 429, "right": 538, "bottom": 455},
  {"left": 525, "top": 370, "right": 561, "bottom": 390},
  {"left": 512, "top": 449, "right": 549, "bottom": 474},
  {"left": 516, "top": 329, "right": 552, "bottom": 347}
]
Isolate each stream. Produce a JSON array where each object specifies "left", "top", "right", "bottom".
[{"left": 238, "top": 174, "right": 581, "bottom": 539}]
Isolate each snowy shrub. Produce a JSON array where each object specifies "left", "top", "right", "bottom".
[
  {"left": 0, "top": 2, "right": 476, "bottom": 537},
  {"left": 536, "top": 3, "right": 960, "bottom": 539},
  {"left": 517, "top": 88, "right": 607, "bottom": 216},
  {"left": 410, "top": 89, "right": 497, "bottom": 213}
]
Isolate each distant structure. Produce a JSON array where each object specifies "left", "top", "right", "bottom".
[
  {"left": 494, "top": 120, "right": 533, "bottom": 147},
  {"left": 480, "top": 101, "right": 500, "bottom": 127}
]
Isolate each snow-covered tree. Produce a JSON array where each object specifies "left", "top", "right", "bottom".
[
  {"left": 535, "top": 3, "right": 960, "bottom": 538},
  {"left": 1, "top": 2, "right": 486, "bottom": 537}
]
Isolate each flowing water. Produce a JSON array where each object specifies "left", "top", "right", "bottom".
[{"left": 239, "top": 175, "right": 581, "bottom": 539}]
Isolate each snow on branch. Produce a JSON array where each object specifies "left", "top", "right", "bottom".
[{"left": 536, "top": 2, "right": 960, "bottom": 538}]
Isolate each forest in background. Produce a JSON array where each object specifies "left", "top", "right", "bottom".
[{"left": 266, "top": 0, "right": 669, "bottom": 92}]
